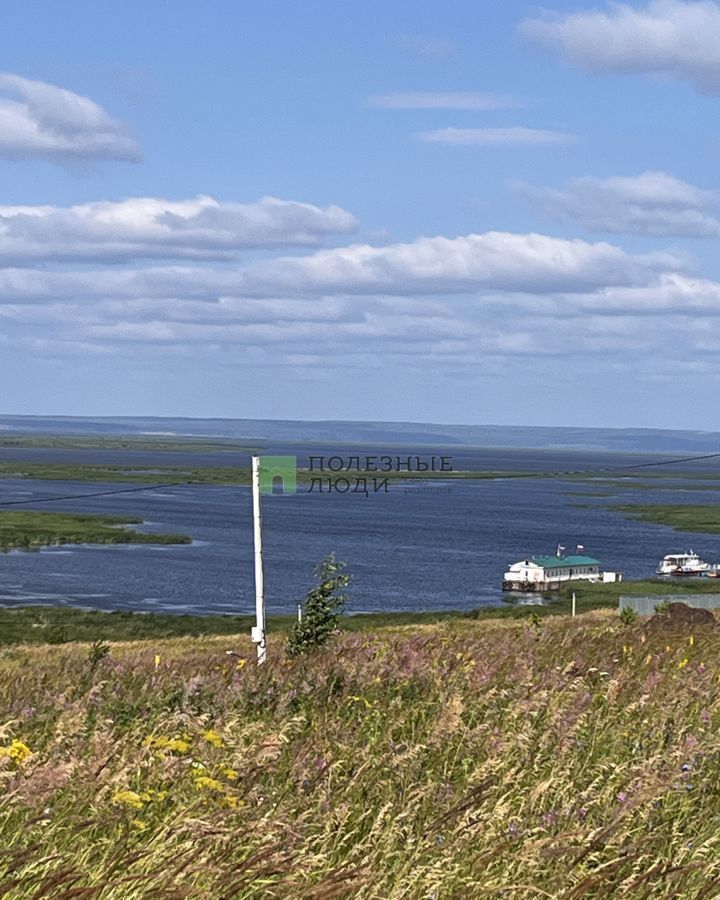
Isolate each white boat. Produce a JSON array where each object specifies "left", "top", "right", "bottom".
[{"left": 656, "top": 550, "right": 710, "bottom": 577}]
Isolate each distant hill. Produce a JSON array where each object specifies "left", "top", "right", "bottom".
[{"left": 1, "top": 414, "right": 719, "bottom": 454}]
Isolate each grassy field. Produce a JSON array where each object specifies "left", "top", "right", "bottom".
[
  {"left": 2, "top": 611, "right": 720, "bottom": 897},
  {"left": 0, "top": 511, "right": 191, "bottom": 551}
]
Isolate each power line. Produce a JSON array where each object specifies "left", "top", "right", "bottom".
[
  {"left": 0, "top": 480, "right": 191, "bottom": 508},
  {"left": 514, "top": 450, "right": 720, "bottom": 479}
]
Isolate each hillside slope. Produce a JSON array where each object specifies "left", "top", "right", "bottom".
[{"left": 1, "top": 614, "right": 719, "bottom": 898}]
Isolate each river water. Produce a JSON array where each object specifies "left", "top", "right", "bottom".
[{"left": 0, "top": 446, "right": 719, "bottom": 615}]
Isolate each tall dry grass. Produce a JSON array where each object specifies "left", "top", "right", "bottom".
[{"left": 1, "top": 612, "right": 720, "bottom": 898}]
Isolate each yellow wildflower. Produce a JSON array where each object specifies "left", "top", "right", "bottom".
[
  {"left": 112, "top": 790, "right": 144, "bottom": 810},
  {"left": 236, "top": 658, "right": 247, "bottom": 670},
  {"left": 203, "top": 729, "right": 224, "bottom": 749},
  {"left": 678, "top": 658, "right": 689, "bottom": 669},
  {"left": 194, "top": 776, "right": 224, "bottom": 792},
  {"left": 131, "top": 819, "right": 148, "bottom": 832},
  {"left": 346, "top": 695, "right": 373, "bottom": 708},
  {"left": 223, "top": 795, "right": 244, "bottom": 809},
  {"left": 0, "top": 740, "right": 33, "bottom": 764},
  {"left": 154, "top": 654, "right": 161, "bottom": 668},
  {"left": 689, "top": 635, "right": 695, "bottom": 646},
  {"left": 144, "top": 736, "right": 190, "bottom": 754},
  {"left": 222, "top": 767, "right": 239, "bottom": 781}
]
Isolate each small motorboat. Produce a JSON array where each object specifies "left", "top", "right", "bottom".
[{"left": 656, "top": 550, "right": 710, "bottom": 577}]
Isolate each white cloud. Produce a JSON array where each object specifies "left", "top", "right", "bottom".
[
  {"left": 235, "top": 231, "right": 677, "bottom": 296},
  {"left": 0, "top": 215, "right": 714, "bottom": 378},
  {"left": 368, "top": 91, "right": 524, "bottom": 110},
  {"left": 0, "top": 231, "right": 679, "bottom": 304},
  {"left": 515, "top": 171, "right": 720, "bottom": 237},
  {"left": 520, "top": 0, "right": 720, "bottom": 94},
  {"left": 0, "top": 73, "right": 140, "bottom": 162},
  {"left": 0, "top": 195, "right": 358, "bottom": 263},
  {"left": 569, "top": 272, "right": 720, "bottom": 314},
  {"left": 417, "top": 127, "right": 575, "bottom": 146}
]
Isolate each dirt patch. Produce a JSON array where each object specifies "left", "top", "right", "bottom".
[{"left": 645, "top": 602, "right": 718, "bottom": 630}]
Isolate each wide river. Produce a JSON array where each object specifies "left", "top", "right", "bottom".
[{"left": 0, "top": 445, "right": 719, "bottom": 615}]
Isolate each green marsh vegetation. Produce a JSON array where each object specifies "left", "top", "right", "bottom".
[
  {"left": 613, "top": 504, "right": 720, "bottom": 534},
  {"left": 0, "top": 461, "right": 538, "bottom": 485},
  {"left": 0, "top": 511, "right": 191, "bottom": 552},
  {"left": 0, "top": 434, "right": 259, "bottom": 453},
  {"left": 0, "top": 461, "right": 252, "bottom": 484}
]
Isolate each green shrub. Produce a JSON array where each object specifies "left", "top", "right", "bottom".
[{"left": 286, "top": 554, "right": 351, "bottom": 656}]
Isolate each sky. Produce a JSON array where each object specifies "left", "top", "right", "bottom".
[{"left": 1, "top": 0, "right": 720, "bottom": 428}]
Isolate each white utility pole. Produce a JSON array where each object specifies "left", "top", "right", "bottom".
[{"left": 251, "top": 456, "right": 267, "bottom": 664}]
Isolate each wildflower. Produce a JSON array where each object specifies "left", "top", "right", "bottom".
[
  {"left": 154, "top": 654, "right": 161, "bottom": 668},
  {"left": 144, "top": 736, "right": 190, "bottom": 754},
  {"left": 617, "top": 792, "right": 628, "bottom": 803},
  {"left": 203, "top": 729, "right": 224, "bottom": 749},
  {"left": 346, "top": 695, "right": 373, "bottom": 708},
  {"left": 112, "top": 790, "right": 144, "bottom": 810},
  {"left": 0, "top": 739, "right": 33, "bottom": 765},
  {"left": 689, "top": 635, "right": 695, "bottom": 646},
  {"left": 194, "top": 776, "right": 224, "bottom": 792},
  {"left": 222, "top": 767, "right": 239, "bottom": 781},
  {"left": 236, "top": 658, "right": 247, "bottom": 670},
  {"left": 131, "top": 819, "right": 148, "bottom": 832},
  {"left": 223, "top": 795, "right": 244, "bottom": 809},
  {"left": 678, "top": 658, "right": 689, "bottom": 669},
  {"left": 644, "top": 654, "right": 653, "bottom": 666}
]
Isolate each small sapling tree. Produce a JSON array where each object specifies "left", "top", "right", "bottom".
[{"left": 286, "top": 553, "right": 351, "bottom": 656}]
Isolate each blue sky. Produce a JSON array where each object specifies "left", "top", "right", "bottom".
[{"left": 1, "top": 0, "right": 719, "bottom": 427}]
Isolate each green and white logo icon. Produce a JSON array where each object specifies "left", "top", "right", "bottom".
[{"left": 259, "top": 456, "right": 297, "bottom": 494}]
